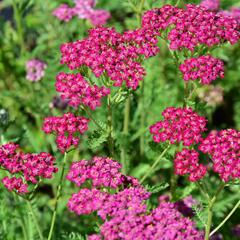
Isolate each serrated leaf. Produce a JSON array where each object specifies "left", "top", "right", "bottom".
[
  {"left": 88, "top": 130, "right": 108, "bottom": 151},
  {"left": 148, "top": 141, "right": 168, "bottom": 154},
  {"left": 145, "top": 183, "right": 169, "bottom": 193},
  {"left": 174, "top": 183, "right": 196, "bottom": 201},
  {"left": 61, "top": 232, "right": 86, "bottom": 240}
]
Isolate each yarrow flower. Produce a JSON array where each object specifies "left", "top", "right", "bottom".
[
  {"left": 66, "top": 156, "right": 124, "bottom": 188},
  {"left": 174, "top": 149, "right": 207, "bottom": 182},
  {"left": 2, "top": 177, "right": 28, "bottom": 194},
  {"left": 52, "top": 4, "right": 76, "bottom": 22},
  {"left": 93, "top": 202, "right": 203, "bottom": 240},
  {"left": 200, "top": 0, "right": 220, "bottom": 11},
  {"left": 199, "top": 129, "right": 240, "bottom": 182},
  {"left": 66, "top": 156, "right": 202, "bottom": 239},
  {"left": 97, "top": 187, "right": 150, "bottom": 220},
  {"left": 221, "top": 8, "right": 240, "bottom": 24},
  {"left": 26, "top": 59, "right": 47, "bottom": 82},
  {"left": 68, "top": 188, "right": 108, "bottom": 215},
  {"left": 0, "top": 143, "right": 58, "bottom": 194},
  {"left": 52, "top": 0, "right": 111, "bottom": 26},
  {"left": 74, "top": 0, "right": 111, "bottom": 26},
  {"left": 142, "top": 4, "right": 240, "bottom": 51},
  {"left": 150, "top": 107, "right": 207, "bottom": 146},
  {"left": 42, "top": 113, "right": 89, "bottom": 153},
  {"left": 179, "top": 55, "right": 224, "bottom": 85},
  {"left": 60, "top": 27, "right": 150, "bottom": 89},
  {"left": 55, "top": 72, "right": 110, "bottom": 109}
]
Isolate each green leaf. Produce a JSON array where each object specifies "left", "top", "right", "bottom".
[
  {"left": 88, "top": 130, "right": 108, "bottom": 151},
  {"left": 174, "top": 183, "right": 196, "bottom": 201},
  {"left": 145, "top": 183, "right": 170, "bottom": 193},
  {"left": 61, "top": 232, "right": 86, "bottom": 240}
]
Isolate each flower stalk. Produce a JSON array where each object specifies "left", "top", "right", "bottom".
[
  {"left": 48, "top": 152, "right": 68, "bottom": 240},
  {"left": 140, "top": 144, "right": 170, "bottom": 183},
  {"left": 26, "top": 199, "right": 44, "bottom": 240}
]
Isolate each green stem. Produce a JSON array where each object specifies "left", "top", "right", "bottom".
[
  {"left": 139, "top": 81, "right": 145, "bottom": 158},
  {"left": 170, "top": 172, "right": 177, "bottom": 199},
  {"left": 121, "top": 97, "right": 131, "bottom": 174},
  {"left": 137, "top": 0, "right": 146, "bottom": 24},
  {"left": 12, "top": 0, "right": 25, "bottom": 55},
  {"left": 210, "top": 199, "right": 240, "bottom": 237},
  {"left": 135, "top": 0, "right": 146, "bottom": 159},
  {"left": 26, "top": 200, "right": 44, "bottom": 240},
  {"left": 183, "top": 81, "right": 189, "bottom": 107},
  {"left": 196, "top": 181, "right": 210, "bottom": 201},
  {"left": 205, "top": 201, "right": 214, "bottom": 240},
  {"left": 140, "top": 144, "right": 170, "bottom": 183},
  {"left": 107, "top": 94, "right": 114, "bottom": 157},
  {"left": 81, "top": 106, "right": 104, "bottom": 131},
  {"left": 204, "top": 183, "right": 225, "bottom": 240},
  {"left": 47, "top": 152, "right": 68, "bottom": 240}
]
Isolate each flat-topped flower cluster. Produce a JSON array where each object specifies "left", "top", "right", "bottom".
[
  {"left": 43, "top": 113, "right": 89, "bottom": 153},
  {"left": 67, "top": 157, "right": 203, "bottom": 240},
  {"left": 150, "top": 107, "right": 240, "bottom": 182},
  {"left": 0, "top": 143, "right": 58, "bottom": 194},
  {"left": 53, "top": 0, "right": 111, "bottom": 26}
]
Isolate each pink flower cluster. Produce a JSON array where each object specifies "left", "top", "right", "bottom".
[
  {"left": 0, "top": 143, "right": 58, "bottom": 194},
  {"left": 97, "top": 187, "right": 150, "bottom": 220},
  {"left": 68, "top": 187, "right": 149, "bottom": 218},
  {"left": 149, "top": 107, "right": 207, "bottom": 146},
  {"left": 52, "top": 4, "right": 76, "bottom": 22},
  {"left": 60, "top": 27, "right": 151, "bottom": 89},
  {"left": 199, "top": 129, "right": 240, "bottom": 182},
  {"left": 174, "top": 149, "right": 207, "bottom": 182},
  {"left": 26, "top": 59, "right": 47, "bottom": 82},
  {"left": 66, "top": 156, "right": 202, "bottom": 239},
  {"left": 55, "top": 72, "right": 110, "bottom": 109},
  {"left": 221, "top": 8, "right": 240, "bottom": 24},
  {"left": 2, "top": 177, "right": 28, "bottom": 194},
  {"left": 66, "top": 156, "right": 124, "bottom": 188},
  {"left": 179, "top": 55, "right": 224, "bottom": 85},
  {"left": 43, "top": 113, "right": 89, "bottom": 153},
  {"left": 68, "top": 188, "right": 108, "bottom": 215},
  {"left": 52, "top": 0, "right": 111, "bottom": 26},
  {"left": 142, "top": 4, "right": 239, "bottom": 51},
  {"left": 200, "top": 0, "right": 220, "bottom": 11},
  {"left": 91, "top": 202, "right": 203, "bottom": 240}
]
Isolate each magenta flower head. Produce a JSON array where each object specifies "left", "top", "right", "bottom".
[
  {"left": 97, "top": 187, "right": 150, "bottom": 220},
  {"left": 199, "top": 129, "right": 240, "bottom": 182},
  {"left": 60, "top": 26, "right": 155, "bottom": 90},
  {"left": 230, "top": 8, "right": 240, "bottom": 23},
  {"left": 52, "top": 4, "right": 76, "bottom": 22},
  {"left": 2, "top": 177, "right": 28, "bottom": 194},
  {"left": 0, "top": 143, "right": 58, "bottom": 194},
  {"left": 150, "top": 107, "right": 207, "bottom": 146},
  {"left": 89, "top": 9, "right": 111, "bottom": 26},
  {"left": 96, "top": 201, "right": 203, "bottom": 240},
  {"left": 174, "top": 149, "right": 207, "bottom": 182},
  {"left": 74, "top": 0, "right": 111, "bottom": 26},
  {"left": 200, "top": 0, "right": 220, "bottom": 11},
  {"left": 142, "top": 4, "right": 240, "bottom": 51},
  {"left": 55, "top": 72, "right": 110, "bottom": 110},
  {"left": 26, "top": 59, "right": 47, "bottom": 82},
  {"left": 179, "top": 55, "right": 224, "bottom": 85},
  {"left": 66, "top": 156, "right": 124, "bottom": 188},
  {"left": 43, "top": 113, "right": 89, "bottom": 153},
  {"left": 68, "top": 188, "right": 108, "bottom": 215}
]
